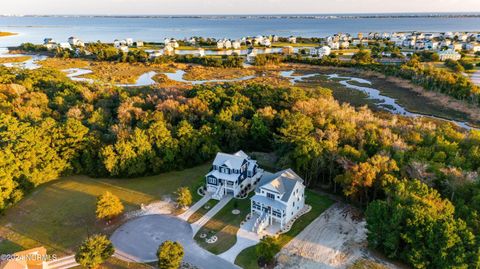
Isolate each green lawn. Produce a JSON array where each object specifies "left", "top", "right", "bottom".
[
  {"left": 194, "top": 196, "right": 252, "bottom": 254},
  {"left": 188, "top": 199, "right": 219, "bottom": 223},
  {"left": 235, "top": 190, "right": 333, "bottom": 269},
  {"left": 0, "top": 164, "right": 210, "bottom": 255}
]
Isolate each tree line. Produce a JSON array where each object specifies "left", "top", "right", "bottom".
[{"left": 1, "top": 64, "right": 480, "bottom": 268}]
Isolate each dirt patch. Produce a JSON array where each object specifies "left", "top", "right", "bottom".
[
  {"left": 275, "top": 203, "right": 398, "bottom": 269},
  {"left": 124, "top": 198, "right": 175, "bottom": 219}
]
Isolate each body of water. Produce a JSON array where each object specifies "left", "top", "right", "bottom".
[{"left": 1, "top": 14, "right": 480, "bottom": 46}]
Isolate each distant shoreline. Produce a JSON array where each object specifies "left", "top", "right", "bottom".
[
  {"left": 0, "top": 31, "right": 17, "bottom": 37},
  {"left": 2, "top": 13, "right": 480, "bottom": 19}
]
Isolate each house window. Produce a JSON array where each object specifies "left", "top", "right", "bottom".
[
  {"left": 267, "top": 193, "right": 275, "bottom": 200},
  {"left": 207, "top": 177, "right": 217, "bottom": 185},
  {"left": 293, "top": 202, "right": 295, "bottom": 207}
]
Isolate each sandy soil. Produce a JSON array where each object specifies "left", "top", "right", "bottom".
[
  {"left": 124, "top": 198, "right": 175, "bottom": 219},
  {"left": 275, "top": 203, "right": 398, "bottom": 269}
]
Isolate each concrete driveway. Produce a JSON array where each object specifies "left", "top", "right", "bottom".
[{"left": 111, "top": 214, "right": 238, "bottom": 269}]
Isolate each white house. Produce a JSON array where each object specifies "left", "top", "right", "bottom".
[
  {"left": 310, "top": 46, "right": 331, "bottom": 57},
  {"left": 68, "top": 36, "right": 84, "bottom": 47},
  {"left": 250, "top": 169, "right": 306, "bottom": 233},
  {"left": 328, "top": 41, "right": 340, "bottom": 50},
  {"left": 438, "top": 49, "right": 461, "bottom": 61},
  {"left": 340, "top": 41, "right": 350, "bottom": 49},
  {"left": 195, "top": 48, "right": 205, "bottom": 57},
  {"left": 288, "top": 36, "right": 297, "bottom": 44},
  {"left": 59, "top": 42, "right": 72, "bottom": 50},
  {"left": 450, "top": 43, "right": 463, "bottom": 51},
  {"left": 247, "top": 49, "right": 258, "bottom": 63},
  {"left": 206, "top": 151, "right": 262, "bottom": 200},
  {"left": 164, "top": 38, "right": 179, "bottom": 49},
  {"left": 125, "top": 38, "right": 134, "bottom": 47},
  {"left": 465, "top": 43, "right": 480, "bottom": 52},
  {"left": 232, "top": 40, "right": 242, "bottom": 50},
  {"left": 43, "top": 38, "right": 57, "bottom": 50},
  {"left": 217, "top": 39, "right": 232, "bottom": 49}
]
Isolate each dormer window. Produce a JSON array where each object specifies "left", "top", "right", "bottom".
[{"left": 267, "top": 193, "right": 275, "bottom": 200}]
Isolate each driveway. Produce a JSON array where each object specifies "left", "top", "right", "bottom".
[{"left": 111, "top": 214, "right": 238, "bottom": 269}]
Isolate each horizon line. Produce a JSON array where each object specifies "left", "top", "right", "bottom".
[{"left": 2, "top": 11, "right": 480, "bottom": 17}]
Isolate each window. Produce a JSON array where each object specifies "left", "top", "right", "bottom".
[
  {"left": 293, "top": 202, "right": 295, "bottom": 207},
  {"left": 267, "top": 193, "right": 275, "bottom": 200},
  {"left": 207, "top": 177, "right": 217, "bottom": 185}
]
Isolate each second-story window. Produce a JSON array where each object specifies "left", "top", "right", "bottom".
[{"left": 267, "top": 192, "right": 275, "bottom": 200}]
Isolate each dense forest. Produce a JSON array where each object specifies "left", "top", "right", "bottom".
[{"left": 1, "top": 63, "right": 480, "bottom": 268}]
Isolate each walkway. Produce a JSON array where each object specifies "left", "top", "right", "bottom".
[
  {"left": 191, "top": 195, "right": 233, "bottom": 236},
  {"left": 46, "top": 255, "right": 79, "bottom": 269},
  {"left": 177, "top": 193, "right": 211, "bottom": 221},
  {"left": 218, "top": 216, "right": 261, "bottom": 263},
  {"left": 471, "top": 69, "right": 480, "bottom": 86}
]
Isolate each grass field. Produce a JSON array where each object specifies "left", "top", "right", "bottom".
[
  {"left": 234, "top": 190, "right": 333, "bottom": 269},
  {"left": 0, "top": 164, "right": 210, "bottom": 255},
  {"left": 194, "top": 196, "right": 252, "bottom": 255},
  {"left": 0, "top": 56, "right": 31, "bottom": 64}
]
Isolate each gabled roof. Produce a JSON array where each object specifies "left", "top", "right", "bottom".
[
  {"left": 212, "top": 151, "right": 249, "bottom": 169},
  {"left": 256, "top": 169, "right": 304, "bottom": 202}
]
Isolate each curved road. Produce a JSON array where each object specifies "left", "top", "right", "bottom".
[{"left": 111, "top": 214, "right": 238, "bottom": 269}]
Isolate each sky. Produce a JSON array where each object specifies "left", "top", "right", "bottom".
[{"left": 2, "top": 0, "right": 480, "bottom": 15}]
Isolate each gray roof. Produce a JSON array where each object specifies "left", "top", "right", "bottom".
[
  {"left": 256, "top": 169, "right": 304, "bottom": 202},
  {"left": 212, "top": 151, "right": 249, "bottom": 169}
]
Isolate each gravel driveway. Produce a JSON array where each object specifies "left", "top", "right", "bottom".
[{"left": 111, "top": 214, "right": 238, "bottom": 269}]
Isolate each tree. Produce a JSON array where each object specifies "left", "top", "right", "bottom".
[
  {"left": 255, "top": 236, "right": 281, "bottom": 266},
  {"left": 75, "top": 234, "right": 114, "bottom": 269},
  {"left": 96, "top": 191, "right": 124, "bottom": 220},
  {"left": 157, "top": 241, "right": 184, "bottom": 269},
  {"left": 175, "top": 187, "right": 192, "bottom": 208}
]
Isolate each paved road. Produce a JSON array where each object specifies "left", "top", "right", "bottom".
[{"left": 111, "top": 214, "right": 238, "bottom": 269}]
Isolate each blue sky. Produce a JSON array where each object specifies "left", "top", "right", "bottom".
[{"left": 2, "top": 0, "right": 480, "bottom": 15}]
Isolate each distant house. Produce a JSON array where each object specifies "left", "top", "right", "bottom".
[
  {"left": 134, "top": 41, "right": 144, "bottom": 48},
  {"left": 43, "top": 38, "right": 57, "bottom": 50},
  {"left": 119, "top": 45, "right": 129, "bottom": 53},
  {"left": 438, "top": 49, "right": 461, "bottom": 61},
  {"left": 186, "top": 37, "right": 196, "bottom": 45},
  {"left": 450, "top": 43, "right": 463, "bottom": 51},
  {"left": 59, "top": 42, "right": 72, "bottom": 50},
  {"left": 163, "top": 45, "right": 175, "bottom": 56},
  {"left": 250, "top": 169, "right": 306, "bottom": 233},
  {"left": 282, "top": 46, "right": 294, "bottom": 55},
  {"left": 164, "top": 38, "right": 179, "bottom": 49},
  {"left": 246, "top": 49, "right": 257, "bottom": 63},
  {"left": 327, "top": 41, "right": 340, "bottom": 50},
  {"left": 261, "top": 38, "right": 272, "bottom": 47},
  {"left": 125, "top": 38, "right": 134, "bottom": 47},
  {"left": 217, "top": 39, "right": 232, "bottom": 49},
  {"left": 340, "top": 41, "right": 350, "bottom": 49},
  {"left": 232, "top": 40, "right": 242, "bottom": 50},
  {"left": 206, "top": 150, "right": 263, "bottom": 200},
  {"left": 68, "top": 36, "right": 84, "bottom": 47},
  {"left": 288, "top": 36, "right": 297, "bottom": 44},
  {"left": 0, "top": 247, "right": 48, "bottom": 269},
  {"left": 195, "top": 48, "right": 205, "bottom": 57}
]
